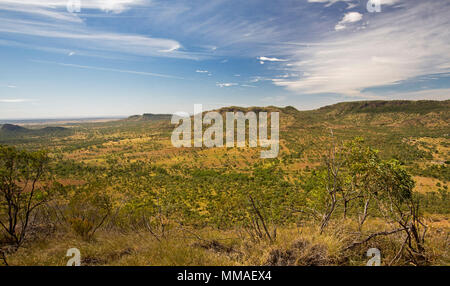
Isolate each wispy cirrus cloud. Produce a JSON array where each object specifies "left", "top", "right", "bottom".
[
  {"left": 308, "top": 0, "right": 401, "bottom": 8},
  {"left": 196, "top": 70, "right": 212, "bottom": 76},
  {"left": 258, "top": 56, "right": 287, "bottom": 65},
  {"left": 31, "top": 60, "right": 184, "bottom": 79},
  {"left": 0, "top": 0, "right": 145, "bottom": 15},
  {"left": 0, "top": 2, "right": 82, "bottom": 22},
  {"left": 307, "top": 0, "right": 353, "bottom": 7},
  {"left": 0, "top": 83, "right": 17, "bottom": 88},
  {"left": 0, "top": 17, "right": 186, "bottom": 58},
  {"left": 131, "top": 0, "right": 307, "bottom": 58},
  {"left": 216, "top": 82, "right": 237, "bottom": 88},
  {"left": 0, "top": 98, "right": 30, "bottom": 103},
  {"left": 274, "top": 0, "right": 450, "bottom": 97},
  {"left": 0, "top": 0, "right": 197, "bottom": 59}
]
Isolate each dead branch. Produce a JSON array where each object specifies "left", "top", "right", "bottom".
[{"left": 344, "top": 227, "right": 406, "bottom": 251}]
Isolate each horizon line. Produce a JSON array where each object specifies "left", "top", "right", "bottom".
[{"left": 0, "top": 99, "right": 448, "bottom": 121}]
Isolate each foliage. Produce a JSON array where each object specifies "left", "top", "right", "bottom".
[{"left": 0, "top": 145, "right": 52, "bottom": 245}]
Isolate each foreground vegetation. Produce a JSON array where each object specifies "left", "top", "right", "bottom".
[{"left": 0, "top": 100, "right": 449, "bottom": 266}]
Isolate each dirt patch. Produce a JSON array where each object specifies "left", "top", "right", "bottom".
[
  {"left": 414, "top": 176, "right": 447, "bottom": 194},
  {"left": 265, "top": 239, "right": 331, "bottom": 266},
  {"left": 81, "top": 248, "right": 133, "bottom": 266},
  {"left": 193, "top": 240, "right": 238, "bottom": 255}
]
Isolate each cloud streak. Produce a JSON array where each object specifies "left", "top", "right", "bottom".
[
  {"left": 32, "top": 60, "right": 185, "bottom": 79},
  {"left": 0, "top": 99, "right": 30, "bottom": 103},
  {"left": 0, "top": 0, "right": 198, "bottom": 59},
  {"left": 0, "top": 17, "right": 185, "bottom": 58},
  {"left": 216, "top": 82, "right": 237, "bottom": 88},
  {"left": 0, "top": 0, "right": 145, "bottom": 15}
]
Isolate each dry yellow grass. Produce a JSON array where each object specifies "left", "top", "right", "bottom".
[
  {"left": 413, "top": 176, "right": 447, "bottom": 194},
  {"left": 5, "top": 215, "right": 448, "bottom": 266}
]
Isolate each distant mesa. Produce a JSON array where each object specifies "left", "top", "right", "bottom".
[
  {"left": 0, "top": 124, "right": 69, "bottom": 134},
  {"left": 201, "top": 106, "right": 299, "bottom": 117},
  {"left": 126, "top": 113, "right": 172, "bottom": 121},
  {"left": 126, "top": 107, "right": 299, "bottom": 122},
  {"left": 1, "top": 124, "right": 28, "bottom": 132},
  {"left": 318, "top": 100, "right": 450, "bottom": 115}
]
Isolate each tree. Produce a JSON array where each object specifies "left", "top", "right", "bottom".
[
  {"left": 319, "top": 133, "right": 343, "bottom": 233},
  {"left": 64, "top": 182, "right": 112, "bottom": 241},
  {"left": 302, "top": 138, "right": 429, "bottom": 264},
  {"left": 0, "top": 145, "right": 52, "bottom": 246},
  {"left": 368, "top": 160, "right": 428, "bottom": 265}
]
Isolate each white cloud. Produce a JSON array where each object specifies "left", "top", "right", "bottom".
[
  {"left": 258, "top": 56, "right": 287, "bottom": 62},
  {"left": 250, "top": 76, "right": 272, "bottom": 83},
  {"left": 307, "top": 0, "right": 353, "bottom": 7},
  {"left": 341, "top": 11, "right": 363, "bottom": 23},
  {"left": 196, "top": 70, "right": 209, "bottom": 73},
  {"left": 0, "top": 84, "right": 17, "bottom": 88},
  {"left": 216, "top": 82, "right": 237, "bottom": 88},
  {"left": 379, "top": 0, "right": 402, "bottom": 5},
  {"left": 334, "top": 24, "right": 346, "bottom": 31},
  {"left": 94, "top": 0, "right": 145, "bottom": 14},
  {"left": 0, "top": 99, "right": 29, "bottom": 103},
  {"left": 258, "top": 56, "right": 288, "bottom": 65},
  {"left": 274, "top": 0, "right": 450, "bottom": 97},
  {"left": 308, "top": 0, "right": 401, "bottom": 7},
  {"left": 335, "top": 12, "right": 363, "bottom": 31}
]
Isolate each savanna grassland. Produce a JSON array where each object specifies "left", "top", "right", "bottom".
[{"left": 0, "top": 100, "right": 449, "bottom": 266}]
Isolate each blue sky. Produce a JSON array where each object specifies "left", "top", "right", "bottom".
[{"left": 0, "top": 0, "right": 449, "bottom": 119}]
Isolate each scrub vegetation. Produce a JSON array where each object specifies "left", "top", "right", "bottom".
[{"left": 0, "top": 100, "right": 449, "bottom": 266}]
